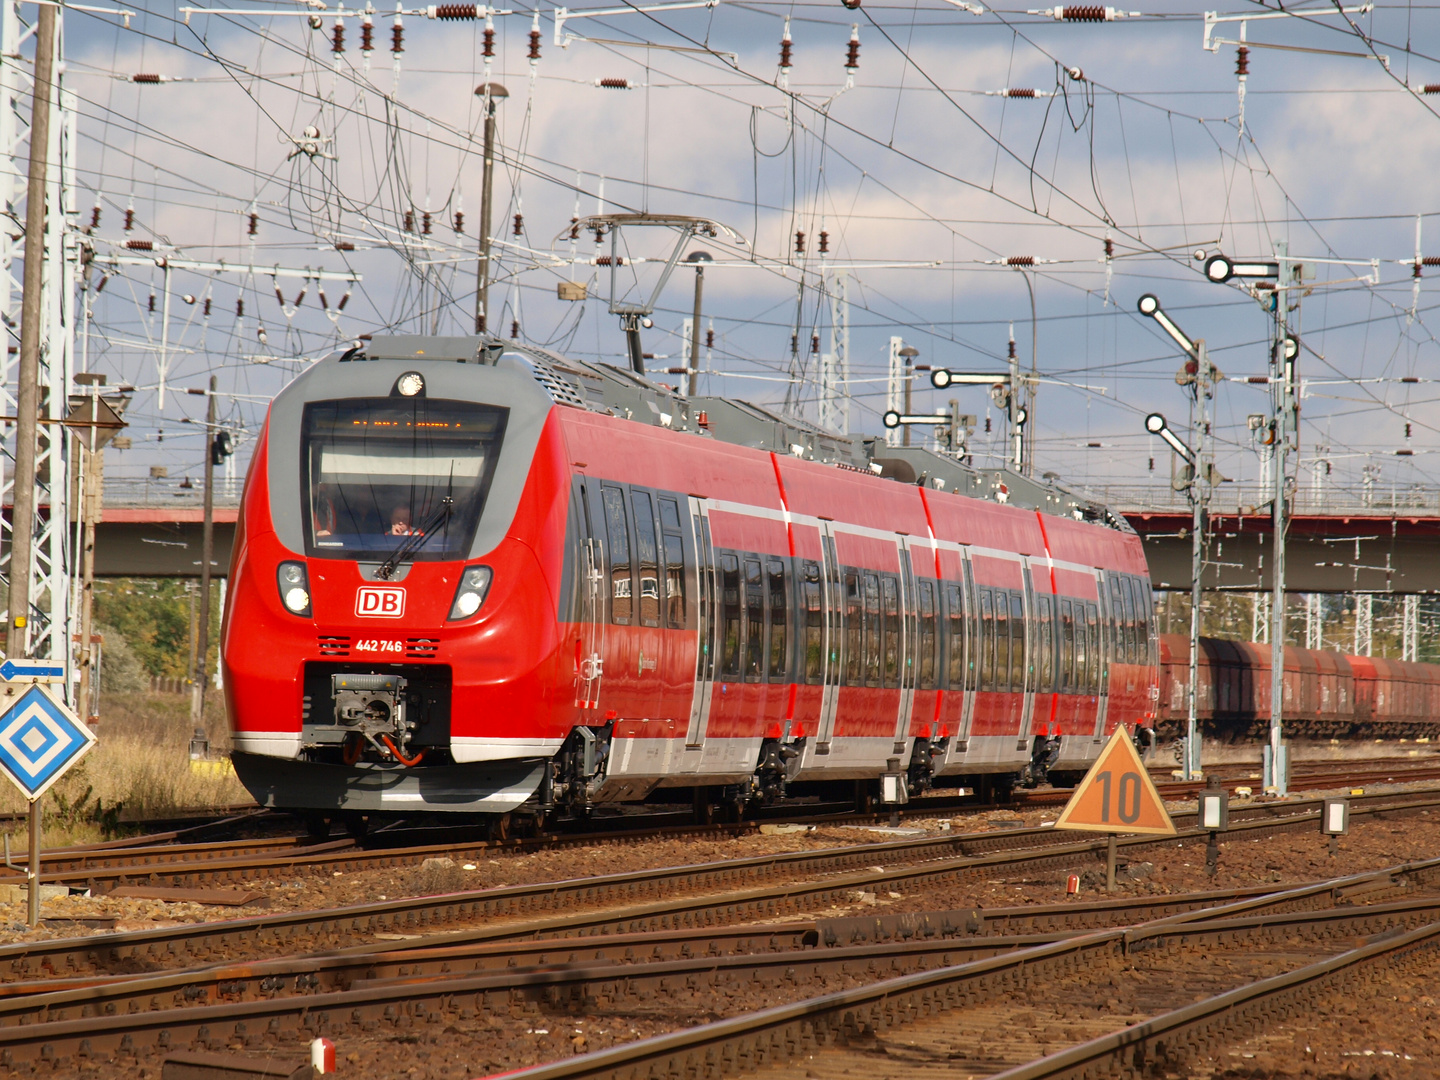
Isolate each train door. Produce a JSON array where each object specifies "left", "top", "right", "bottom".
[
  {"left": 895, "top": 537, "right": 919, "bottom": 753},
  {"left": 574, "top": 479, "right": 606, "bottom": 711},
  {"left": 958, "top": 551, "right": 978, "bottom": 743},
  {"left": 1095, "top": 569, "right": 1111, "bottom": 736},
  {"left": 1020, "top": 564, "right": 1038, "bottom": 743},
  {"left": 684, "top": 498, "right": 716, "bottom": 748},
  {"left": 813, "top": 526, "right": 843, "bottom": 752}
]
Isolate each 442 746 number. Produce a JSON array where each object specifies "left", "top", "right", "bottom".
[{"left": 355, "top": 639, "right": 403, "bottom": 653}]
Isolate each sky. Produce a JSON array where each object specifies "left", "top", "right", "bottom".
[{"left": 32, "top": 0, "right": 1440, "bottom": 512}]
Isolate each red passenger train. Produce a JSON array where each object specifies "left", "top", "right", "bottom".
[{"left": 223, "top": 335, "right": 1160, "bottom": 825}]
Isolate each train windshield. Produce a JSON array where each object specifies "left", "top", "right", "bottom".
[{"left": 301, "top": 397, "right": 508, "bottom": 562}]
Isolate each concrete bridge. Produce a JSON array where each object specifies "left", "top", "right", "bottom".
[{"left": 81, "top": 491, "right": 1440, "bottom": 596}]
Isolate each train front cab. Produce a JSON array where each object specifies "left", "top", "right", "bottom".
[{"left": 225, "top": 339, "right": 576, "bottom": 817}]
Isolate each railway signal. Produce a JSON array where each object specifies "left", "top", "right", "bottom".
[
  {"left": 881, "top": 405, "right": 975, "bottom": 456},
  {"left": 1198, "top": 776, "right": 1229, "bottom": 878},
  {"left": 1321, "top": 797, "right": 1349, "bottom": 856},
  {"left": 0, "top": 678, "right": 96, "bottom": 927},
  {"left": 927, "top": 367, "right": 1024, "bottom": 467},
  {"left": 1053, "top": 725, "right": 1175, "bottom": 891},
  {"left": 1138, "top": 293, "right": 1221, "bottom": 783}
]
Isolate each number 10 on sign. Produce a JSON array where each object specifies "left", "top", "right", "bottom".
[{"left": 1053, "top": 726, "right": 1175, "bottom": 837}]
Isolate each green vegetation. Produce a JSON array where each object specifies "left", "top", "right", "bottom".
[{"left": 93, "top": 577, "right": 222, "bottom": 684}]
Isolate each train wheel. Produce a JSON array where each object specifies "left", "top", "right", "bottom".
[
  {"left": 488, "top": 813, "right": 513, "bottom": 842},
  {"left": 855, "top": 780, "right": 877, "bottom": 815},
  {"left": 302, "top": 813, "right": 331, "bottom": 841},
  {"left": 693, "top": 787, "right": 717, "bottom": 826}
]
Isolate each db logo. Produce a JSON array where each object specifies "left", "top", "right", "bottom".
[{"left": 355, "top": 586, "right": 406, "bottom": 618}]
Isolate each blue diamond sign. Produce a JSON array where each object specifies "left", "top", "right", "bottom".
[{"left": 0, "top": 685, "right": 96, "bottom": 801}]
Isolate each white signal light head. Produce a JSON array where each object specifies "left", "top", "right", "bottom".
[
  {"left": 1137, "top": 294, "right": 1160, "bottom": 317},
  {"left": 882, "top": 410, "right": 901, "bottom": 429},
  {"left": 930, "top": 368, "right": 952, "bottom": 389},
  {"left": 1204, "top": 254, "right": 1234, "bottom": 283},
  {"left": 1145, "top": 412, "right": 1167, "bottom": 435}
]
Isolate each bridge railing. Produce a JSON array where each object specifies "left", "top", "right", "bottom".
[{"left": 1081, "top": 482, "right": 1440, "bottom": 518}]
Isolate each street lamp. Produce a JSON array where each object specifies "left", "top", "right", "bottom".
[{"left": 684, "top": 250, "right": 712, "bottom": 396}]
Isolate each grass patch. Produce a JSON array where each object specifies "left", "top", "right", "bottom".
[{"left": 0, "top": 691, "right": 251, "bottom": 849}]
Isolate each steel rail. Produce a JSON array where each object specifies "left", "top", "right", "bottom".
[
  {"left": 1, "top": 789, "right": 1436, "bottom": 985},
  {"left": 988, "top": 919, "right": 1440, "bottom": 1078},
  {"left": 296, "top": 865, "right": 1440, "bottom": 1080},
  {"left": 3, "top": 862, "right": 1439, "bottom": 1071},
  {"left": 15, "top": 780, "right": 1440, "bottom": 893},
  {"left": 0, "top": 876, "right": 1371, "bottom": 1020}
]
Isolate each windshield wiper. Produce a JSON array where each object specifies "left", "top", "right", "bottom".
[{"left": 375, "top": 496, "right": 454, "bottom": 580}]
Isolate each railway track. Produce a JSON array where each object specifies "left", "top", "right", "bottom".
[
  {"left": 7, "top": 857, "right": 1438, "bottom": 1075},
  {"left": 0, "top": 787, "right": 1433, "bottom": 983},
  {"left": 8, "top": 764, "right": 1440, "bottom": 895},
  {"left": 465, "top": 867, "right": 1440, "bottom": 1080}
]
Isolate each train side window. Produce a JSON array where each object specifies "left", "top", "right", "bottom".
[
  {"left": 767, "top": 559, "right": 789, "bottom": 679},
  {"left": 978, "top": 589, "right": 995, "bottom": 691},
  {"left": 745, "top": 558, "right": 765, "bottom": 679},
  {"left": 1036, "top": 594, "right": 1054, "bottom": 693},
  {"left": 844, "top": 571, "right": 863, "bottom": 686},
  {"left": 631, "top": 490, "right": 661, "bottom": 628},
  {"left": 1108, "top": 577, "right": 1124, "bottom": 665},
  {"left": 1121, "top": 576, "right": 1138, "bottom": 664},
  {"left": 1074, "top": 598, "right": 1089, "bottom": 689},
  {"left": 802, "top": 562, "right": 824, "bottom": 684},
  {"left": 1086, "top": 602, "right": 1100, "bottom": 693},
  {"left": 661, "top": 532, "right": 685, "bottom": 629},
  {"left": 720, "top": 554, "right": 741, "bottom": 677},
  {"left": 945, "top": 583, "right": 965, "bottom": 687},
  {"left": 918, "top": 581, "right": 937, "bottom": 690},
  {"left": 1059, "top": 598, "right": 1075, "bottom": 691},
  {"left": 1009, "top": 591, "right": 1026, "bottom": 691},
  {"left": 659, "top": 497, "right": 682, "bottom": 531},
  {"left": 863, "top": 573, "right": 882, "bottom": 687},
  {"left": 996, "top": 589, "right": 1014, "bottom": 693},
  {"left": 881, "top": 577, "right": 900, "bottom": 687},
  {"left": 659, "top": 497, "right": 685, "bottom": 629},
  {"left": 601, "top": 487, "right": 633, "bottom": 625}
]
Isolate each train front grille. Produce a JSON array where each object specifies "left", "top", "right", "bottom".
[
  {"left": 317, "top": 635, "right": 352, "bottom": 657},
  {"left": 406, "top": 637, "right": 440, "bottom": 659}
]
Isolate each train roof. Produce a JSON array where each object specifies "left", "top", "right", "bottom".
[{"left": 350, "top": 333, "right": 1132, "bottom": 534}]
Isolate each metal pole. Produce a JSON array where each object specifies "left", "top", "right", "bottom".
[
  {"left": 1267, "top": 243, "right": 1290, "bottom": 795},
  {"left": 7, "top": 3, "right": 56, "bottom": 659},
  {"left": 687, "top": 266, "right": 703, "bottom": 397},
  {"left": 1021, "top": 270, "right": 1037, "bottom": 477},
  {"left": 1008, "top": 342, "right": 1022, "bottom": 470},
  {"left": 1105, "top": 833, "right": 1117, "bottom": 892},
  {"left": 1185, "top": 340, "right": 1212, "bottom": 781},
  {"left": 191, "top": 374, "right": 216, "bottom": 725},
  {"left": 902, "top": 352, "right": 912, "bottom": 448},
  {"left": 76, "top": 441, "right": 101, "bottom": 720},
  {"left": 26, "top": 794, "right": 39, "bottom": 927},
  {"left": 474, "top": 93, "right": 498, "bottom": 334}
]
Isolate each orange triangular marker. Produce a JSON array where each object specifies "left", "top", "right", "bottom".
[{"left": 1052, "top": 725, "right": 1176, "bottom": 836}]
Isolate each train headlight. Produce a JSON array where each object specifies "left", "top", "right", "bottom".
[
  {"left": 396, "top": 371, "right": 425, "bottom": 397},
  {"left": 277, "top": 560, "right": 312, "bottom": 617},
  {"left": 448, "top": 565, "right": 492, "bottom": 621}
]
